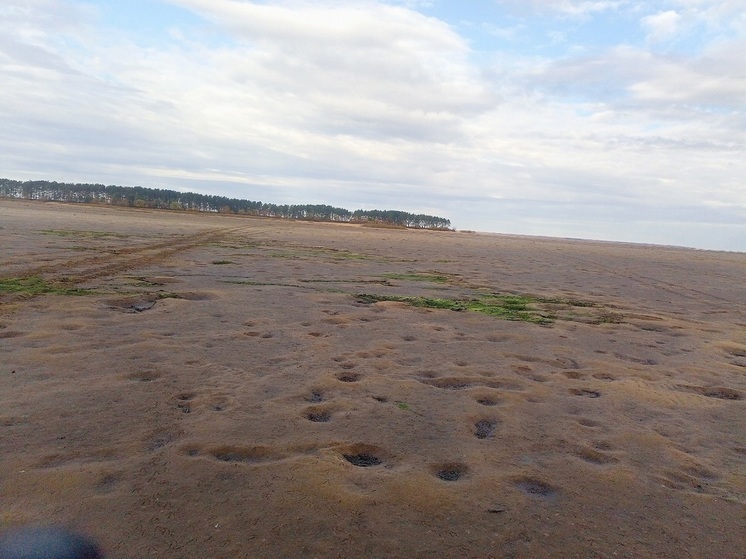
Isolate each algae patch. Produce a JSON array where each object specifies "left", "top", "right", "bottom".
[
  {"left": 0, "top": 276, "right": 92, "bottom": 297},
  {"left": 355, "top": 293, "right": 552, "bottom": 324}
]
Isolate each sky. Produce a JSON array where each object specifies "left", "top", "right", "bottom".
[{"left": 1, "top": 0, "right": 744, "bottom": 251}]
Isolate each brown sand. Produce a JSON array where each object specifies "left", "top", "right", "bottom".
[{"left": 1, "top": 198, "right": 744, "bottom": 558}]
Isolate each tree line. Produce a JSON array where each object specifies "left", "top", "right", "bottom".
[{"left": 0, "top": 178, "right": 451, "bottom": 230}]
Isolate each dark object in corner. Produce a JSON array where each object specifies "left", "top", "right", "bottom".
[{"left": 0, "top": 526, "right": 103, "bottom": 559}]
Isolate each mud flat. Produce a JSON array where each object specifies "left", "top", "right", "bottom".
[{"left": 1, "top": 198, "right": 744, "bottom": 558}]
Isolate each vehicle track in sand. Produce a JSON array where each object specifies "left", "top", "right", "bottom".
[{"left": 11, "top": 227, "right": 245, "bottom": 285}]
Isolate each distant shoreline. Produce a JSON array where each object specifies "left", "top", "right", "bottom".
[
  {"left": 3, "top": 196, "right": 742, "bottom": 255},
  {"left": 0, "top": 178, "right": 452, "bottom": 231}
]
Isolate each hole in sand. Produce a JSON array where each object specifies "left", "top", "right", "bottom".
[
  {"left": 433, "top": 463, "right": 468, "bottom": 482},
  {"left": 181, "top": 445, "right": 201, "bottom": 457},
  {"left": 176, "top": 392, "right": 195, "bottom": 401},
  {"left": 337, "top": 372, "right": 361, "bottom": 383},
  {"left": 304, "top": 407, "right": 331, "bottom": 422},
  {"left": 474, "top": 420, "right": 497, "bottom": 439},
  {"left": 569, "top": 388, "right": 601, "bottom": 398},
  {"left": 107, "top": 297, "right": 157, "bottom": 313},
  {"left": 210, "top": 445, "right": 274, "bottom": 464},
  {"left": 340, "top": 444, "right": 386, "bottom": 467},
  {"left": 344, "top": 453, "right": 382, "bottom": 467},
  {"left": 677, "top": 385, "right": 742, "bottom": 400},
  {"left": 515, "top": 477, "right": 558, "bottom": 498},
  {"left": 423, "top": 377, "right": 472, "bottom": 390},
  {"left": 476, "top": 397, "right": 499, "bottom": 406},
  {"left": 147, "top": 432, "right": 177, "bottom": 451},
  {"left": 306, "top": 391, "right": 324, "bottom": 403},
  {"left": 576, "top": 417, "right": 601, "bottom": 428}
]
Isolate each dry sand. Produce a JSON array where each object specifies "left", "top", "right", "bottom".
[{"left": 1, "top": 198, "right": 744, "bottom": 559}]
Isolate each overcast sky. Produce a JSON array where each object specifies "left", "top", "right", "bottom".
[{"left": 1, "top": 1, "right": 744, "bottom": 250}]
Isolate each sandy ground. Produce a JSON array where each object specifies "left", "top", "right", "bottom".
[{"left": 0, "top": 198, "right": 744, "bottom": 559}]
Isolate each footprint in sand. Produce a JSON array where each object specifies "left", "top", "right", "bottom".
[
  {"left": 474, "top": 393, "right": 503, "bottom": 406},
  {"left": 338, "top": 444, "right": 387, "bottom": 468},
  {"left": 473, "top": 419, "right": 498, "bottom": 439},
  {"left": 306, "top": 390, "right": 325, "bottom": 403},
  {"left": 514, "top": 477, "right": 559, "bottom": 499},
  {"left": 569, "top": 388, "right": 601, "bottom": 398},
  {"left": 674, "top": 384, "right": 742, "bottom": 400},
  {"left": 303, "top": 405, "right": 332, "bottom": 423},
  {"left": 431, "top": 462, "right": 469, "bottom": 482},
  {"left": 574, "top": 446, "right": 619, "bottom": 465}
]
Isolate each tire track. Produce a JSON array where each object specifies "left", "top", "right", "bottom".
[
  {"left": 16, "top": 227, "right": 243, "bottom": 285},
  {"left": 560, "top": 254, "right": 736, "bottom": 306}
]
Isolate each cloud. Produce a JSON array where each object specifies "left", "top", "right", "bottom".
[
  {"left": 642, "top": 10, "right": 683, "bottom": 43},
  {"left": 492, "top": 0, "right": 629, "bottom": 17},
  {"left": 524, "top": 40, "right": 746, "bottom": 111}
]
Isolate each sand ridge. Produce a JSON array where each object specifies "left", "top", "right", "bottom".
[{"left": 1, "top": 199, "right": 744, "bottom": 558}]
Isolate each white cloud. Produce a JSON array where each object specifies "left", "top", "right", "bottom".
[
  {"left": 492, "top": 0, "right": 629, "bottom": 17},
  {"left": 642, "top": 10, "right": 683, "bottom": 43}
]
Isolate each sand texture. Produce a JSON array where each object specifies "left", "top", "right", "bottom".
[{"left": 1, "top": 199, "right": 745, "bottom": 558}]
